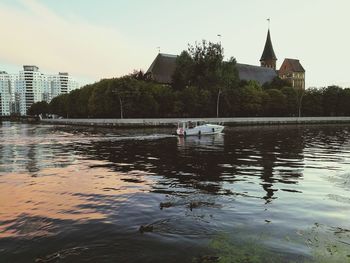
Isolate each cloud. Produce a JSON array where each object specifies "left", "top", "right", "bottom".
[{"left": 0, "top": 0, "right": 141, "bottom": 82}]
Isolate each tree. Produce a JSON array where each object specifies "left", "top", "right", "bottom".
[
  {"left": 128, "top": 69, "right": 152, "bottom": 82},
  {"left": 302, "top": 88, "right": 323, "bottom": 116},
  {"left": 322, "top": 85, "right": 341, "bottom": 116},
  {"left": 28, "top": 101, "right": 49, "bottom": 116},
  {"left": 88, "top": 80, "right": 109, "bottom": 118},
  {"left": 338, "top": 88, "right": 350, "bottom": 116},
  {"left": 263, "top": 89, "right": 287, "bottom": 116},
  {"left": 281, "top": 86, "right": 298, "bottom": 116},
  {"left": 49, "top": 94, "right": 68, "bottom": 117},
  {"left": 172, "top": 51, "right": 194, "bottom": 90},
  {"left": 149, "top": 84, "right": 176, "bottom": 117},
  {"left": 76, "top": 85, "right": 94, "bottom": 117},
  {"left": 172, "top": 40, "right": 239, "bottom": 117},
  {"left": 173, "top": 40, "right": 239, "bottom": 90},
  {"left": 262, "top": 77, "right": 291, "bottom": 90},
  {"left": 221, "top": 87, "right": 241, "bottom": 117},
  {"left": 239, "top": 81, "right": 263, "bottom": 116}
]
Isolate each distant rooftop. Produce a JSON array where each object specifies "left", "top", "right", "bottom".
[
  {"left": 146, "top": 53, "right": 178, "bottom": 83},
  {"left": 279, "top": 58, "right": 305, "bottom": 74},
  {"left": 147, "top": 53, "right": 277, "bottom": 85},
  {"left": 23, "top": 65, "right": 39, "bottom": 72},
  {"left": 236, "top": 63, "right": 277, "bottom": 85}
]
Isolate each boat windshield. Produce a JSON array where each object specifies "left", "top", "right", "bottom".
[
  {"left": 188, "top": 121, "right": 196, "bottom": 128},
  {"left": 177, "top": 121, "right": 206, "bottom": 129}
]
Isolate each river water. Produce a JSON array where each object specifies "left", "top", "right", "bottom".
[{"left": 1, "top": 122, "right": 350, "bottom": 262}]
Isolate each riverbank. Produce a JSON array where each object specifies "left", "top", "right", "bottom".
[
  {"left": 41, "top": 117, "right": 350, "bottom": 128},
  {"left": 1, "top": 116, "right": 39, "bottom": 122}
]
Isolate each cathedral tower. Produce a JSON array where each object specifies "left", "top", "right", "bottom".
[{"left": 260, "top": 30, "right": 277, "bottom": 70}]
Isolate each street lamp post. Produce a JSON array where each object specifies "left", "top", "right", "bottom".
[
  {"left": 119, "top": 96, "right": 123, "bottom": 119},
  {"left": 216, "top": 89, "right": 222, "bottom": 118},
  {"left": 297, "top": 89, "right": 304, "bottom": 118},
  {"left": 216, "top": 34, "right": 223, "bottom": 118},
  {"left": 112, "top": 89, "right": 124, "bottom": 119}
]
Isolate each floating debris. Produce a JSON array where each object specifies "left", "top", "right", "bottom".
[
  {"left": 35, "top": 247, "right": 88, "bottom": 262},
  {"left": 159, "top": 202, "right": 173, "bottom": 209},
  {"left": 189, "top": 201, "right": 201, "bottom": 210},
  {"left": 139, "top": 224, "right": 154, "bottom": 233},
  {"left": 188, "top": 201, "right": 219, "bottom": 210},
  {"left": 193, "top": 255, "right": 220, "bottom": 263}
]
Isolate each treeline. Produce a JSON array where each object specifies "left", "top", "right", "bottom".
[{"left": 29, "top": 41, "right": 350, "bottom": 118}]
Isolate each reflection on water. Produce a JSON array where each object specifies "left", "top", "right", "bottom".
[{"left": 1, "top": 122, "right": 350, "bottom": 262}]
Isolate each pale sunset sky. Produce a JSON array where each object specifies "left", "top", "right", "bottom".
[{"left": 0, "top": 0, "right": 349, "bottom": 88}]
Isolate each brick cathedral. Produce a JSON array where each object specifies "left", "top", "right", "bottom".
[
  {"left": 260, "top": 29, "right": 305, "bottom": 89},
  {"left": 147, "top": 29, "right": 305, "bottom": 90}
]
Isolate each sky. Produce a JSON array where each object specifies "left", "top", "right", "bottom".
[{"left": 0, "top": 0, "right": 349, "bottom": 88}]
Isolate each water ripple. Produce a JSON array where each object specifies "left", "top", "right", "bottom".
[{"left": 1, "top": 123, "right": 350, "bottom": 262}]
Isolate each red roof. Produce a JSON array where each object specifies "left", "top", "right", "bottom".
[{"left": 279, "top": 58, "right": 305, "bottom": 74}]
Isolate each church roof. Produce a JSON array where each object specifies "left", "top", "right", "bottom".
[
  {"left": 260, "top": 30, "right": 277, "bottom": 62},
  {"left": 146, "top": 53, "right": 277, "bottom": 85},
  {"left": 146, "top": 53, "right": 177, "bottom": 83},
  {"left": 279, "top": 58, "right": 305, "bottom": 73},
  {"left": 236, "top": 63, "right": 277, "bottom": 85}
]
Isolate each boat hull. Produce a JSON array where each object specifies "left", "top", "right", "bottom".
[{"left": 176, "top": 124, "right": 224, "bottom": 136}]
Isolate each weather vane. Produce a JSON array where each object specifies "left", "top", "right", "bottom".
[
  {"left": 267, "top": 18, "right": 271, "bottom": 29},
  {"left": 217, "top": 34, "right": 222, "bottom": 46}
]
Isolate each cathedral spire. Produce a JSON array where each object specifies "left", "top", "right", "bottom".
[{"left": 260, "top": 29, "right": 277, "bottom": 70}]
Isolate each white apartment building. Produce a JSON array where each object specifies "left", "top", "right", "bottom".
[
  {"left": 0, "top": 65, "right": 80, "bottom": 116},
  {"left": 0, "top": 71, "right": 12, "bottom": 116}
]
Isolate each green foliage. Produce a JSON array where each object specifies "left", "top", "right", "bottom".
[
  {"left": 205, "top": 233, "right": 281, "bottom": 263},
  {"left": 28, "top": 101, "right": 49, "bottom": 116},
  {"left": 338, "top": 88, "right": 350, "bottom": 116},
  {"left": 239, "top": 81, "right": 263, "bottom": 116},
  {"left": 179, "top": 86, "right": 213, "bottom": 117},
  {"left": 172, "top": 51, "right": 194, "bottom": 90},
  {"left": 302, "top": 88, "right": 323, "bottom": 116},
  {"left": 281, "top": 86, "right": 298, "bottom": 116},
  {"left": 127, "top": 69, "right": 152, "bottom": 81},
  {"left": 50, "top": 94, "right": 68, "bottom": 117},
  {"left": 195, "top": 226, "right": 350, "bottom": 263},
  {"left": 44, "top": 40, "right": 350, "bottom": 118},
  {"left": 262, "top": 76, "right": 291, "bottom": 90},
  {"left": 88, "top": 79, "right": 112, "bottom": 117},
  {"left": 322, "top": 85, "right": 342, "bottom": 116},
  {"left": 263, "top": 89, "right": 287, "bottom": 116},
  {"left": 290, "top": 224, "right": 350, "bottom": 263},
  {"left": 47, "top": 78, "right": 350, "bottom": 118},
  {"left": 174, "top": 40, "right": 238, "bottom": 91},
  {"left": 189, "top": 40, "right": 225, "bottom": 89}
]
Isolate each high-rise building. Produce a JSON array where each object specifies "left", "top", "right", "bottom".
[
  {"left": 0, "top": 65, "right": 80, "bottom": 116},
  {"left": 0, "top": 71, "right": 12, "bottom": 116}
]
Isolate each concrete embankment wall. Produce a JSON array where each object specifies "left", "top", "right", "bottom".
[{"left": 41, "top": 117, "right": 350, "bottom": 128}]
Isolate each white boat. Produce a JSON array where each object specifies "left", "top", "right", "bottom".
[{"left": 176, "top": 121, "right": 224, "bottom": 136}]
